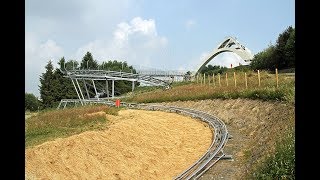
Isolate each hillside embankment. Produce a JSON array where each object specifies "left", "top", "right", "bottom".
[
  {"left": 26, "top": 109, "right": 212, "bottom": 179},
  {"left": 157, "top": 99, "right": 294, "bottom": 179},
  {"left": 26, "top": 98, "right": 294, "bottom": 179}
]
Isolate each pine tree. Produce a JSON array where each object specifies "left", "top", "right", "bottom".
[
  {"left": 275, "top": 26, "right": 294, "bottom": 69},
  {"left": 80, "top": 52, "right": 98, "bottom": 69},
  {"left": 56, "top": 57, "right": 78, "bottom": 100},
  {"left": 39, "top": 60, "right": 55, "bottom": 108}
]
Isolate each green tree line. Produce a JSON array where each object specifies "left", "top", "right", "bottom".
[
  {"left": 250, "top": 26, "right": 295, "bottom": 70},
  {"left": 35, "top": 52, "right": 138, "bottom": 109}
]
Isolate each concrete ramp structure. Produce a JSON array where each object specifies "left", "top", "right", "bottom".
[{"left": 195, "top": 36, "right": 254, "bottom": 75}]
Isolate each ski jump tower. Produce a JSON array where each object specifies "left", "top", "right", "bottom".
[{"left": 195, "top": 36, "right": 253, "bottom": 75}]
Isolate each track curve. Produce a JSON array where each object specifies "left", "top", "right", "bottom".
[{"left": 128, "top": 103, "right": 229, "bottom": 180}]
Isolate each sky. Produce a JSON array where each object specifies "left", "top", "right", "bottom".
[{"left": 26, "top": 0, "right": 295, "bottom": 97}]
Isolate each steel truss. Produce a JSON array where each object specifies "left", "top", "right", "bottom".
[{"left": 57, "top": 69, "right": 171, "bottom": 109}]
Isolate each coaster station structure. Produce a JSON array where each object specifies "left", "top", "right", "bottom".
[{"left": 57, "top": 69, "right": 171, "bottom": 109}]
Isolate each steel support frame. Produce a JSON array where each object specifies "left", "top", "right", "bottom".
[
  {"left": 75, "top": 79, "right": 86, "bottom": 104},
  {"left": 83, "top": 79, "right": 90, "bottom": 99},
  {"left": 71, "top": 78, "right": 83, "bottom": 105},
  {"left": 91, "top": 79, "right": 99, "bottom": 100},
  {"left": 112, "top": 80, "right": 115, "bottom": 98}
]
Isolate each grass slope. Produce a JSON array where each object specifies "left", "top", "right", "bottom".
[{"left": 25, "top": 105, "right": 119, "bottom": 148}]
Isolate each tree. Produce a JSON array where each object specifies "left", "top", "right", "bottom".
[
  {"left": 25, "top": 93, "right": 40, "bottom": 111},
  {"left": 100, "top": 60, "right": 137, "bottom": 73},
  {"left": 80, "top": 52, "right": 98, "bottom": 69},
  {"left": 99, "top": 60, "right": 139, "bottom": 95},
  {"left": 250, "top": 45, "right": 276, "bottom": 70},
  {"left": 56, "top": 57, "right": 79, "bottom": 99},
  {"left": 200, "top": 65, "right": 227, "bottom": 75},
  {"left": 38, "top": 54, "right": 140, "bottom": 107},
  {"left": 39, "top": 60, "right": 55, "bottom": 108},
  {"left": 184, "top": 71, "right": 192, "bottom": 81},
  {"left": 274, "top": 26, "right": 294, "bottom": 69},
  {"left": 284, "top": 28, "right": 295, "bottom": 68},
  {"left": 249, "top": 26, "right": 295, "bottom": 70}
]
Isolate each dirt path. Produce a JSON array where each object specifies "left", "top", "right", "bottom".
[
  {"left": 25, "top": 109, "right": 212, "bottom": 180},
  {"left": 158, "top": 99, "right": 294, "bottom": 179}
]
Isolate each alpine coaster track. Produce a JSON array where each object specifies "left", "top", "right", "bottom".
[{"left": 129, "top": 104, "right": 229, "bottom": 180}]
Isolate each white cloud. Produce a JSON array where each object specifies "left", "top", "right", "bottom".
[
  {"left": 185, "top": 19, "right": 196, "bottom": 29},
  {"left": 25, "top": 32, "right": 64, "bottom": 97},
  {"left": 130, "top": 17, "right": 157, "bottom": 35},
  {"left": 74, "top": 17, "right": 168, "bottom": 67}
]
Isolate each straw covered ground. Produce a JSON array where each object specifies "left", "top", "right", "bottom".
[{"left": 25, "top": 109, "right": 212, "bottom": 180}]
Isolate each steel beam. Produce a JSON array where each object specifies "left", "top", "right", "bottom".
[
  {"left": 75, "top": 79, "right": 85, "bottom": 103},
  {"left": 112, "top": 80, "right": 114, "bottom": 98},
  {"left": 71, "top": 78, "right": 83, "bottom": 105},
  {"left": 92, "top": 80, "right": 99, "bottom": 100},
  {"left": 83, "top": 79, "right": 90, "bottom": 99},
  {"left": 106, "top": 80, "right": 109, "bottom": 98},
  {"left": 132, "top": 81, "right": 135, "bottom": 92},
  {"left": 57, "top": 101, "right": 62, "bottom": 109}
]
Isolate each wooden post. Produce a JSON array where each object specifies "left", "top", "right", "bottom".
[
  {"left": 257, "top": 70, "right": 261, "bottom": 87},
  {"left": 234, "top": 72, "right": 237, "bottom": 87},
  {"left": 245, "top": 72, "right": 248, "bottom": 89},
  {"left": 213, "top": 74, "right": 215, "bottom": 87},
  {"left": 208, "top": 75, "right": 210, "bottom": 86},
  {"left": 197, "top": 74, "right": 199, "bottom": 83},
  {"left": 226, "top": 73, "right": 228, "bottom": 86},
  {"left": 218, "top": 73, "right": 221, "bottom": 87},
  {"left": 200, "top": 74, "right": 202, "bottom": 85},
  {"left": 203, "top": 73, "right": 206, "bottom": 85},
  {"left": 276, "top": 68, "right": 279, "bottom": 88}
]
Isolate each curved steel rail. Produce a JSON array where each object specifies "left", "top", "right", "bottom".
[{"left": 127, "top": 103, "right": 229, "bottom": 180}]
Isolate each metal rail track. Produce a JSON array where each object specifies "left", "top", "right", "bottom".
[
  {"left": 127, "top": 103, "right": 229, "bottom": 180},
  {"left": 56, "top": 100, "right": 229, "bottom": 178}
]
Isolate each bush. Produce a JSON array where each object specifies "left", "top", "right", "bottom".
[
  {"left": 251, "top": 128, "right": 295, "bottom": 179},
  {"left": 25, "top": 93, "right": 40, "bottom": 112}
]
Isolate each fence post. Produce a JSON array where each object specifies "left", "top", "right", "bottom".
[
  {"left": 258, "top": 70, "right": 261, "bottom": 87},
  {"left": 234, "top": 72, "right": 237, "bottom": 87},
  {"left": 226, "top": 72, "right": 228, "bottom": 86},
  {"left": 203, "top": 73, "right": 206, "bottom": 85},
  {"left": 213, "top": 74, "right": 215, "bottom": 87},
  {"left": 208, "top": 75, "right": 210, "bottom": 86},
  {"left": 245, "top": 72, "right": 248, "bottom": 89},
  {"left": 218, "top": 73, "right": 221, "bottom": 87},
  {"left": 276, "top": 68, "right": 279, "bottom": 88}
]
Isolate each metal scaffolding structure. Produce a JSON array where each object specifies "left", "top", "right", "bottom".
[{"left": 57, "top": 69, "right": 171, "bottom": 109}]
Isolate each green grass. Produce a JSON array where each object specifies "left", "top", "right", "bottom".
[
  {"left": 25, "top": 105, "right": 120, "bottom": 148},
  {"left": 125, "top": 71, "right": 294, "bottom": 104},
  {"left": 249, "top": 127, "right": 295, "bottom": 179}
]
